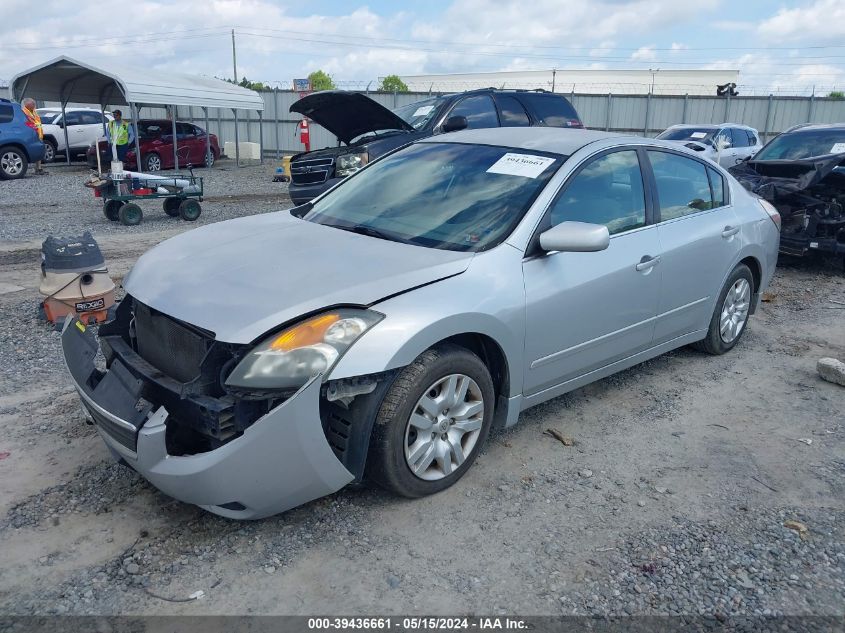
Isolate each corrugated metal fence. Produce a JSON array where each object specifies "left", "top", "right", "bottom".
[{"left": 136, "top": 90, "right": 845, "bottom": 158}]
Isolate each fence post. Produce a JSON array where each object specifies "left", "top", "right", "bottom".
[
  {"left": 763, "top": 94, "right": 773, "bottom": 142},
  {"left": 393, "top": 90, "right": 398, "bottom": 108},
  {"left": 644, "top": 90, "right": 651, "bottom": 135},
  {"left": 724, "top": 91, "right": 731, "bottom": 122},
  {"left": 682, "top": 93, "right": 688, "bottom": 123},
  {"left": 273, "top": 89, "right": 280, "bottom": 159},
  {"left": 605, "top": 93, "right": 612, "bottom": 131},
  {"left": 808, "top": 89, "right": 816, "bottom": 123}
]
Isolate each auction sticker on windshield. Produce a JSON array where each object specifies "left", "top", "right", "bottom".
[
  {"left": 690, "top": 132, "right": 708, "bottom": 139},
  {"left": 413, "top": 105, "right": 435, "bottom": 117},
  {"left": 830, "top": 143, "right": 845, "bottom": 154},
  {"left": 486, "top": 153, "right": 556, "bottom": 178}
]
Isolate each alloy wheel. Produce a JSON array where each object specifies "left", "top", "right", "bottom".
[
  {"left": 146, "top": 154, "right": 161, "bottom": 171},
  {"left": 719, "top": 278, "right": 750, "bottom": 343},
  {"left": 404, "top": 373, "right": 484, "bottom": 481},
  {"left": 1, "top": 151, "right": 23, "bottom": 176}
]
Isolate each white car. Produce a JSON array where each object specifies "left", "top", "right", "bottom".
[
  {"left": 656, "top": 124, "right": 762, "bottom": 168},
  {"left": 37, "top": 108, "right": 112, "bottom": 162}
]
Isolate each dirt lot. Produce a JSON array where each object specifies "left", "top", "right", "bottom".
[{"left": 0, "top": 164, "right": 843, "bottom": 618}]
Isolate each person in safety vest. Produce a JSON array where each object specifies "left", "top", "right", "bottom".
[
  {"left": 107, "top": 109, "right": 135, "bottom": 162},
  {"left": 22, "top": 98, "right": 48, "bottom": 176}
]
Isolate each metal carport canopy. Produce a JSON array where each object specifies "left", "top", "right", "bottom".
[{"left": 10, "top": 55, "right": 263, "bottom": 166}]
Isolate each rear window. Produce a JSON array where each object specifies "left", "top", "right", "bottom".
[
  {"left": 517, "top": 93, "right": 581, "bottom": 127},
  {"left": 0, "top": 104, "right": 13, "bottom": 124},
  {"left": 37, "top": 110, "right": 60, "bottom": 124},
  {"left": 656, "top": 127, "right": 717, "bottom": 142}
]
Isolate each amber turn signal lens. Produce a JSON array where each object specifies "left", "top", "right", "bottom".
[{"left": 269, "top": 313, "right": 340, "bottom": 352}]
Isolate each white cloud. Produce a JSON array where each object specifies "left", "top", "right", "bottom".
[
  {"left": 759, "top": 0, "right": 845, "bottom": 43},
  {"left": 631, "top": 45, "right": 657, "bottom": 61}
]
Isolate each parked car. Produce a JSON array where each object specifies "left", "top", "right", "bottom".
[
  {"left": 0, "top": 98, "right": 45, "bottom": 179},
  {"left": 729, "top": 123, "right": 845, "bottom": 259},
  {"left": 656, "top": 124, "right": 762, "bottom": 168},
  {"left": 37, "top": 107, "right": 112, "bottom": 162},
  {"left": 287, "top": 88, "right": 584, "bottom": 205},
  {"left": 86, "top": 120, "right": 220, "bottom": 171},
  {"left": 62, "top": 127, "right": 779, "bottom": 519}
]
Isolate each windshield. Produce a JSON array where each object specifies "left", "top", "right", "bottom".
[
  {"left": 392, "top": 98, "right": 444, "bottom": 130},
  {"left": 753, "top": 129, "right": 845, "bottom": 161},
  {"left": 37, "top": 110, "right": 60, "bottom": 124},
  {"left": 303, "top": 142, "right": 562, "bottom": 252},
  {"left": 656, "top": 127, "right": 717, "bottom": 143}
]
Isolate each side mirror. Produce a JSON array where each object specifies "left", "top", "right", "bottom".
[
  {"left": 539, "top": 221, "right": 610, "bottom": 253},
  {"left": 57, "top": 120, "right": 64, "bottom": 128},
  {"left": 442, "top": 115, "right": 468, "bottom": 133}
]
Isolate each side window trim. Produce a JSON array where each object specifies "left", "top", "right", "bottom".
[
  {"left": 706, "top": 166, "right": 731, "bottom": 208},
  {"left": 526, "top": 145, "right": 654, "bottom": 256}
]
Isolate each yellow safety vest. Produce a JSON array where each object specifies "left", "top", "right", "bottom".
[{"left": 108, "top": 120, "right": 130, "bottom": 145}]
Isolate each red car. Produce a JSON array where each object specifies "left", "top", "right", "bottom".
[{"left": 87, "top": 119, "right": 220, "bottom": 171}]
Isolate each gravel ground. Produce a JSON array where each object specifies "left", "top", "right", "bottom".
[
  {"left": 0, "top": 159, "right": 288, "bottom": 241},
  {"left": 0, "top": 165, "right": 843, "bottom": 619}
]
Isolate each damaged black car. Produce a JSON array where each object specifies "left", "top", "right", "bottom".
[{"left": 729, "top": 123, "right": 845, "bottom": 261}]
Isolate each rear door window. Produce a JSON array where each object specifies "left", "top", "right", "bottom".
[
  {"left": 707, "top": 167, "right": 727, "bottom": 207},
  {"left": 0, "top": 104, "right": 13, "bottom": 124},
  {"left": 517, "top": 94, "right": 580, "bottom": 127},
  {"left": 494, "top": 95, "right": 530, "bottom": 127},
  {"left": 447, "top": 95, "right": 499, "bottom": 129},
  {"left": 648, "top": 150, "right": 715, "bottom": 220}
]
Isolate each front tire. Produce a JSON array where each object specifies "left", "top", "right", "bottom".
[
  {"left": 693, "top": 263, "right": 754, "bottom": 355},
  {"left": 43, "top": 139, "right": 57, "bottom": 163},
  {"left": 204, "top": 149, "right": 215, "bottom": 168},
  {"left": 368, "top": 344, "right": 494, "bottom": 498},
  {"left": 118, "top": 202, "right": 143, "bottom": 226}
]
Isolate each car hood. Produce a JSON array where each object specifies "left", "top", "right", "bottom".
[
  {"left": 123, "top": 212, "right": 473, "bottom": 344},
  {"left": 290, "top": 91, "right": 414, "bottom": 145}
]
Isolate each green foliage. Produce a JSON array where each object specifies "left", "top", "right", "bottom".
[
  {"left": 379, "top": 74, "right": 409, "bottom": 93},
  {"left": 308, "top": 70, "right": 336, "bottom": 91},
  {"left": 218, "top": 76, "right": 268, "bottom": 91},
  {"left": 828, "top": 91, "right": 845, "bottom": 100}
]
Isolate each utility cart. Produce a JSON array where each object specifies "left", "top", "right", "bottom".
[{"left": 93, "top": 172, "right": 204, "bottom": 226}]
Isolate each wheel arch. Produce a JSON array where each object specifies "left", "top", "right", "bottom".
[{"left": 331, "top": 312, "right": 522, "bottom": 398}]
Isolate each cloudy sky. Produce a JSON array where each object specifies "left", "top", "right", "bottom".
[{"left": 1, "top": 0, "right": 843, "bottom": 94}]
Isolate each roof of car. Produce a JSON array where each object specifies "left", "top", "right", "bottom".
[
  {"left": 783, "top": 122, "right": 845, "bottom": 132},
  {"left": 419, "top": 127, "right": 624, "bottom": 156},
  {"left": 668, "top": 123, "right": 756, "bottom": 130}
]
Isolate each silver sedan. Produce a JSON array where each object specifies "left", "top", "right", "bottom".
[{"left": 62, "top": 127, "right": 781, "bottom": 518}]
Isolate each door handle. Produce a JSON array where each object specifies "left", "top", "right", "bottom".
[
  {"left": 721, "top": 226, "right": 740, "bottom": 238},
  {"left": 635, "top": 255, "right": 661, "bottom": 272}
]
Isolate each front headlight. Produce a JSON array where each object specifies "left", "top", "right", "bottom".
[
  {"left": 224, "top": 309, "right": 383, "bottom": 392},
  {"left": 336, "top": 152, "right": 369, "bottom": 177}
]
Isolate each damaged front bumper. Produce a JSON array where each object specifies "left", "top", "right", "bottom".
[{"left": 61, "top": 317, "right": 354, "bottom": 519}]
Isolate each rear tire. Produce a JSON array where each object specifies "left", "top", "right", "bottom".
[
  {"left": 178, "top": 199, "right": 201, "bottom": 221},
  {"left": 103, "top": 199, "right": 123, "bottom": 221},
  {"left": 144, "top": 153, "right": 161, "bottom": 172},
  {"left": 163, "top": 196, "right": 181, "bottom": 216},
  {"left": 204, "top": 149, "right": 215, "bottom": 168},
  {"left": 693, "top": 263, "right": 754, "bottom": 355},
  {"left": 119, "top": 202, "right": 143, "bottom": 226},
  {"left": 368, "top": 344, "right": 494, "bottom": 498},
  {"left": 0, "top": 146, "right": 28, "bottom": 179}
]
